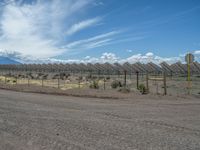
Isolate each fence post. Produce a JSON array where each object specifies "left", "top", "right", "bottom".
[
  {"left": 146, "top": 73, "right": 149, "bottom": 93},
  {"left": 170, "top": 71, "right": 173, "bottom": 79},
  {"left": 163, "top": 72, "right": 167, "bottom": 95},
  {"left": 42, "top": 78, "right": 44, "bottom": 87},
  {"left": 28, "top": 77, "right": 30, "bottom": 87},
  {"left": 136, "top": 71, "right": 139, "bottom": 89},
  {"left": 103, "top": 78, "right": 106, "bottom": 90},
  {"left": 57, "top": 78, "right": 60, "bottom": 89},
  {"left": 4, "top": 76, "right": 6, "bottom": 84},
  {"left": 124, "top": 70, "right": 127, "bottom": 87},
  {"left": 78, "top": 78, "right": 81, "bottom": 89}
]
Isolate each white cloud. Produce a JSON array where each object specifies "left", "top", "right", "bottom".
[
  {"left": 2, "top": 50, "right": 198, "bottom": 64},
  {"left": 100, "top": 52, "right": 119, "bottom": 63},
  {"left": 126, "top": 49, "right": 132, "bottom": 53},
  {"left": 194, "top": 50, "right": 200, "bottom": 55},
  {"left": 93, "top": 1, "right": 104, "bottom": 6},
  {"left": 64, "top": 31, "right": 120, "bottom": 50},
  {"left": 66, "top": 17, "right": 101, "bottom": 36},
  {"left": 46, "top": 52, "right": 183, "bottom": 64},
  {"left": 124, "top": 52, "right": 182, "bottom": 64},
  {"left": 145, "top": 52, "right": 154, "bottom": 57},
  {"left": 0, "top": 0, "right": 96, "bottom": 58},
  {"left": 0, "top": 0, "right": 124, "bottom": 58}
]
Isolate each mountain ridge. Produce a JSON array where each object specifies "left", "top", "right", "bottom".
[{"left": 0, "top": 56, "right": 21, "bottom": 64}]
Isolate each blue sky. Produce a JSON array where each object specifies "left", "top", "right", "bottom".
[{"left": 0, "top": 0, "right": 200, "bottom": 63}]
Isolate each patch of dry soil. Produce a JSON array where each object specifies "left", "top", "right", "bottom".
[{"left": 0, "top": 89, "right": 200, "bottom": 150}]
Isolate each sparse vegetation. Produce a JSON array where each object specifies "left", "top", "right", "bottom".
[
  {"left": 118, "top": 87, "right": 130, "bottom": 93},
  {"left": 111, "top": 80, "right": 122, "bottom": 89},
  {"left": 106, "top": 76, "right": 110, "bottom": 80},
  {"left": 89, "top": 80, "right": 99, "bottom": 89},
  {"left": 138, "top": 84, "right": 148, "bottom": 94}
]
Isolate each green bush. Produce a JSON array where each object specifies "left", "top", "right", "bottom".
[
  {"left": 138, "top": 84, "right": 148, "bottom": 94},
  {"left": 111, "top": 80, "right": 122, "bottom": 89},
  {"left": 89, "top": 80, "right": 99, "bottom": 89}
]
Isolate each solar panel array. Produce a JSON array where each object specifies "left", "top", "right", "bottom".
[{"left": 0, "top": 62, "right": 200, "bottom": 75}]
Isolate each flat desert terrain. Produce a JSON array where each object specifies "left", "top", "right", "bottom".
[{"left": 0, "top": 89, "right": 200, "bottom": 150}]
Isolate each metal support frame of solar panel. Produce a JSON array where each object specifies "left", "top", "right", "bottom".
[
  {"left": 170, "top": 63, "right": 185, "bottom": 74},
  {"left": 78, "top": 63, "right": 88, "bottom": 73},
  {"left": 102, "top": 63, "right": 118, "bottom": 75},
  {"left": 189, "top": 63, "right": 197, "bottom": 74},
  {"left": 132, "top": 62, "right": 147, "bottom": 74},
  {"left": 113, "top": 63, "right": 125, "bottom": 74},
  {"left": 160, "top": 62, "right": 173, "bottom": 74},
  {"left": 193, "top": 62, "right": 200, "bottom": 73},
  {"left": 93, "top": 63, "right": 109, "bottom": 76},
  {"left": 177, "top": 62, "right": 187, "bottom": 74},
  {"left": 123, "top": 62, "right": 136, "bottom": 74},
  {"left": 0, "top": 62, "right": 200, "bottom": 77},
  {"left": 145, "top": 62, "right": 162, "bottom": 74}
]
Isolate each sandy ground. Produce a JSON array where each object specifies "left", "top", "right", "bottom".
[{"left": 0, "top": 89, "right": 200, "bottom": 150}]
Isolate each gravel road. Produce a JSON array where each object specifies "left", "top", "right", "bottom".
[{"left": 0, "top": 89, "right": 200, "bottom": 150}]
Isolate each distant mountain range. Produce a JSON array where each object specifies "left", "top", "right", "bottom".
[{"left": 0, "top": 56, "right": 21, "bottom": 64}]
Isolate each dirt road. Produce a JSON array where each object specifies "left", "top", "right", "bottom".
[{"left": 0, "top": 89, "right": 200, "bottom": 150}]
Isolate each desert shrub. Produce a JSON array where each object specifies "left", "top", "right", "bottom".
[
  {"left": 118, "top": 87, "right": 130, "bottom": 93},
  {"left": 92, "top": 76, "right": 98, "bottom": 80},
  {"left": 13, "top": 80, "right": 17, "bottom": 83},
  {"left": 75, "top": 76, "right": 83, "bottom": 82},
  {"left": 38, "top": 73, "right": 44, "bottom": 76},
  {"left": 42, "top": 74, "right": 48, "bottom": 80},
  {"left": 79, "top": 76, "right": 83, "bottom": 80},
  {"left": 111, "top": 80, "right": 122, "bottom": 89},
  {"left": 66, "top": 74, "right": 71, "bottom": 78},
  {"left": 106, "top": 76, "right": 110, "bottom": 80},
  {"left": 180, "top": 75, "right": 187, "bottom": 77},
  {"left": 98, "top": 76, "right": 104, "bottom": 80},
  {"left": 138, "top": 84, "right": 148, "bottom": 94},
  {"left": 60, "top": 73, "right": 68, "bottom": 80},
  {"left": 161, "top": 85, "right": 169, "bottom": 88},
  {"left": 18, "top": 74, "right": 23, "bottom": 78},
  {"left": 26, "top": 73, "right": 34, "bottom": 79},
  {"left": 89, "top": 80, "right": 99, "bottom": 89},
  {"left": 86, "top": 74, "right": 92, "bottom": 80},
  {"left": 52, "top": 74, "right": 59, "bottom": 79}
]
